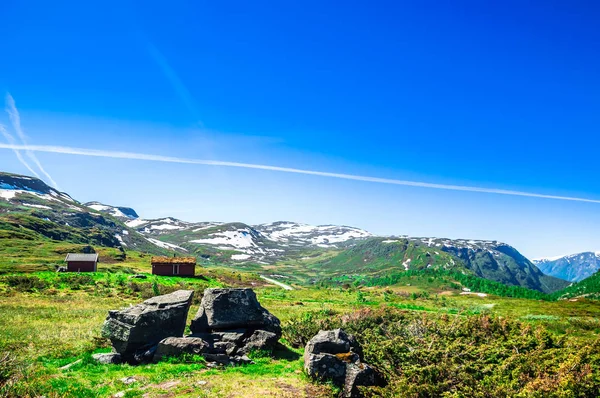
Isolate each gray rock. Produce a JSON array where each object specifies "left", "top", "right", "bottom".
[
  {"left": 190, "top": 288, "right": 281, "bottom": 337},
  {"left": 344, "top": 362, "right": 376, "bottom": 397},
  {"left": 304, "top": 329, "right": 376, "bottom": 397},
  {"left": 92, "top": 352, "right": 122, "bottom": 365},
  {"left": 304, "top": 353, "right": 348, "bottom": 386},
  {"left": 101, "top": 290, "right": 194, "bottom": 362},
  {"left": 240, "top": 330, "right": 279, "bottom": 354},
  {"left": 305, "top": 329, "right": 360, "bottom": 355},
  {"left": 153, "top": 337, "right": 209, "bottom": 362}
]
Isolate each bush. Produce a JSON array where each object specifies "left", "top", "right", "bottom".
[
  {"left": 3, "top": 276, "right": 48, "bottom": 292},
  {"left": 283, "top": 308, "right": 600, "bottom": 397}
]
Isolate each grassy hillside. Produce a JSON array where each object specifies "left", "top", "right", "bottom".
[
  {"left": 310, "top": 238, "right": 464, "bottom": 275},
  {"left": 1, "top": 265, "right": 600, "bottom": 397},
  {"left": 552, "top": 270, "right": 600, "bottom": 300}
]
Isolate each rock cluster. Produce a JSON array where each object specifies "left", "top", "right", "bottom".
[
  {"left": 99, "top": 288, "right": 281, "bottom": 366},
  {"left": 304, "top": 329, "right": 376, "bottom": 397}
]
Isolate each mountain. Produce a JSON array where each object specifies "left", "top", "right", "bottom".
[
  {"left": 0, "top": 172, "right": 172, "bottom": 255},
  {"left": 552, "top": 269, "right": 600, "bottom": 299},
  {"left": 312, "top": 237, "right": 568, "bottom": 293},
  {"left": 533, "top": 252, "right": 600, "bottom": 282},
  {"left": 125, "top": 219, "right": 372, "bottom": 264},
  {"left": 0, "top": 171, "right": 570, "bottom": 293},
  {"left": 409, "top": 237, "right": 569, "bottom": 294}
]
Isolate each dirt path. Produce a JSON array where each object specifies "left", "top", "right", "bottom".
[{"left": 260, "top": 275, "right": 294, "bottom": 290}]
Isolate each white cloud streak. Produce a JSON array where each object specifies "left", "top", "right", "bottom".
[
  {"left": 0, "top": 143, "right": 598, "bottom": 204},
  {"left": 146, "top": 43, "right": 200, "bottom": 122},
  {"left": 5, "top": 94, "right": 60, "bottom": 189},
  {"left": 0, "top": 125, "right": 41, "bottom": 178}
]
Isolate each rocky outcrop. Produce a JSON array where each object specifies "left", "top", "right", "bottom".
[
  {"left": 101, "top": 290, "right": 194, "bottom": 363},
  {"left": 304, "top": 329, "right": 376, "bottom": 397},
  {"left": 97, "top": 288, "right": 281, "bottom": 366}
]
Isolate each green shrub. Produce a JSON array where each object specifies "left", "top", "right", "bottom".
[
  {"left": 3, "top": 275, "right": 48, "bottom": 292},
  {"left": 283, "top": 308, "right": 600, "bottom": 397}
]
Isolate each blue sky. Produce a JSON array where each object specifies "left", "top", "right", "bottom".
[{"left": 0, "top": 0, "right": 599, "bottom": 259}]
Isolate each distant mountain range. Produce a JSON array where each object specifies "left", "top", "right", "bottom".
[
  {"left": 0, "top": 171, "right": 576, "bottom": 293},
  {"left": 534, "top": 252, "right": 600, "bottom": 282}
]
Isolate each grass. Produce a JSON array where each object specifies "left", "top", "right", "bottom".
[{"left": 2, "top": 248, "right": 600, "bottom": 396}]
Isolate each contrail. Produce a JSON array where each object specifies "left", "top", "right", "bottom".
[
  {"left": 0, "top": 125, "right": 41, "bottom": 178},
  {"left": 146, "top": 43, "right": 200, "bottom": 122},
  {"left": 5, "top": 94, "right": 60, "bottom": 189},
  {"left": 0, "top": 143, "right": 599, "bottom": 204}
]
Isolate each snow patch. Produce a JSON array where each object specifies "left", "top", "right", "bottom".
[
  {"left": 126, "top": 219, "right": 148, "bottom": 228},
  {"left": 231, "top": 254, "right": 251, "bottom": 261},
  {"left": 146, "top": 238, "right": 188, "bottom": 252},
  {"left": 23, "top": 203, "right": 52, "bottom": 210}
]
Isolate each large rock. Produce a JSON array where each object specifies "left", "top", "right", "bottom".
[
  {"left": 190, "top": 288, "right": 281, "bottom": 336},
  {"left": 304, "top": 329, "right": 376, "bottom": 397},
  {"left": 101, "top": 290, "right": 194, "bottom": 362}
]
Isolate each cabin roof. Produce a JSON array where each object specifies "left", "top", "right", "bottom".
[
  {"left": 151, "top": 256, "right": 196, "bottom": 265},
  {"left": 65, "top": 253, "right": 99, "bottom": 262}
]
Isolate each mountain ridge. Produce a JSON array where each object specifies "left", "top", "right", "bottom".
[
  {"left": 0, "top": 171, "right": 571, "bottom": 293},
  {"left": 534, "top": 252, "right": 600, "bottom": 282}
]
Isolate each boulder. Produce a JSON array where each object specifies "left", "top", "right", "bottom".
[
  {"left": 344, "top": 362, "right": 376, "bottom": 398},
  {"left": 101, "top": 290, "right": 194, "bottom": 362},
  {"left": 239, "top": 330, "right": 279, "bottom": 354},
  {"left": 92, "top": 352, "right": 122, "bottom": 365},
  {"left": 190, "top": 288, "right": 281, "bottom": 336},
  {"left": 305, "top": 329, "right": 361, "bottom": 356},
  {"left": 153, "top": 337, "right": 209, "bottom": 362},
  {"left": 304, "top": 329, "right": 376, "bottom": 397}
]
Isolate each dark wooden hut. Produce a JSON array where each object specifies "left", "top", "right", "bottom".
[
  {"left": 64, "top": 253, "right": 99, "bottom": 272},
  {"left": 151, "top": 256, "right": 196, "bottom": 276}
]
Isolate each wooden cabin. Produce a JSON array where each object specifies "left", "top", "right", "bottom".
[
  {"left": 64, "top": 253, "right": 99, "bottom": 272},
  {"left": 151, "top": 256, "right": 196, "bottom": 276}
]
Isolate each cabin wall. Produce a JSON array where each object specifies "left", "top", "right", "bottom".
[
  {"left": 152, "top": 264, "right": 174, "bottom": 276},
  {"left": 152, "top": 263, "right": 196, "bottom": 276},
  {"left": 66, "top": 261, "right": 96, "bottom": 272},
  {"left": 179, "top": 264, "right": 195, "bottom": 276}
]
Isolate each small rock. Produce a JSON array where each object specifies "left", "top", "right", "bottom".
[
  {"left": 92, "top": 353, "right": 122, "bottom": 365},
  {"left": 114, "top": 392, "right": 125, "bottom": 398},
  {"left": 196, "top": 380, "right": 208, "bottom": 386},
  {"left": 120, "top": 376, "right": 137, "bottom": 385},
  {"left": 59, "top": 359, "right": 82, "bottom": 370}
]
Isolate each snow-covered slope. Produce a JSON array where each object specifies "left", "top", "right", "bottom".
[
  {"left": 125, "top": 217, "right": 195, "bottom": 233},
  {"left": 534, "top": 252, "right": 600, "bottom": 282},
  {"left": 123, "top": 217, "right": 374, "bottom": 263},
  {"left": 0, "top": 173, "right": 78, "bottom": 210},
  {"left": 85, "top": 201, "right": 139, "bottom": 220},
  {"left": 0, "top": 173, "right": 183, "bottom": 254},
  {"left": 255, "top": 221, "right": 373, "bottom": 247}
]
